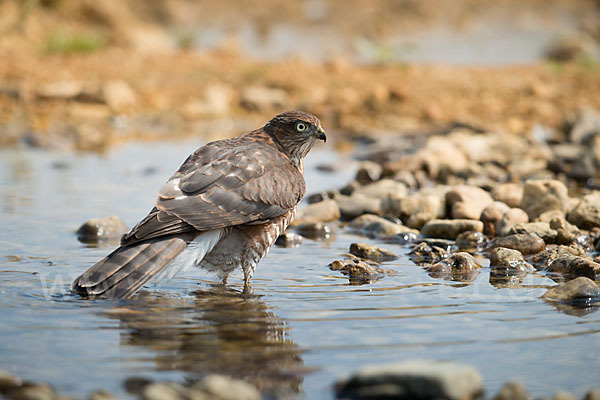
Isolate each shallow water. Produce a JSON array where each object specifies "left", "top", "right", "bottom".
[{"left": 1, "top": 140, "right": 599, "bottom": 399}]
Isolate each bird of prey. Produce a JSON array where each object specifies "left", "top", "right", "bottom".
[{"left": 72, "top": 111, "right": 326, "bottom": 299}]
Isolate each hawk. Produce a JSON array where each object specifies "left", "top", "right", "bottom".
[{"left": 72, "top": 111, "right": 326, "bottom": 298}]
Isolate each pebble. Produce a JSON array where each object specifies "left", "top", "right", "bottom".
[
  {"left": 89, "top": 389, "right": 117, "bottom": 400},
  {"left": 528, "top": 245, "right": 585, "bottom": 269},
  {"left": 291, "top": 199, "right": 341, "bottom": 225},
  {"left": 355, "top": 161, "right": 382, "bottom": 184},
  {"left": 275, "top": 232, "right": 303, "bottom": 247},
  {"left": 489, "top": 247, "right": 534, "bottom": 274},
  {"left": 542, "top": 276, "right": 600, "bottom": 306},
  {"left": 568, "top": 192, "right": 600, "bottom": 229},
  {"left": 420, "top": 219, "right": 483, "bottom": 240},
  {"left": 493, "top": 381, "right": 529, "bottom": 400},
  {"left": 508, "top": 222, "right": 558, "bottom": 243},
  {"left": 329, "top": 257, "right": 394, "bottom": 284},
  {"left": 426, "top": 252, "right": 482, "bottom": 281},
  {"left": 497, "top": 208, "right": 529, "bottom": 237},
  {"left": 491, "top": 183, "right": 524, "bottom": 208},
  {"left": 445, "top": 185, "right": 494, "bottom": 220},
  {"left": 76, "top": 216, "right": 128, "bottom": 243},
  {"left": 456, "top": 231, "right": 488, "bottom": 251},
  {"left": 142, "top": 382, "right": 186, "bottom": 400},
  {"left": 335, "top": 194, "right": 383, "bottom": 220},
  {"left": 349, "top": 214, "right": 415, "bottom": 237},
  {"left": 552, "top": 390, "right": 578, "bottom": 400},
  {"left": 490, "top": 233, "right": 545, "bottom": 255},
  {"left": 353, "top": 179, "right": 408, "bottom": 199},
  {"left": 480, "top": 201, "right": 510, "bottom": 236},
  {"left": 349, "top": 242, "right": 397, "bottom": 262},
  {"left": 18, "top": 383, "right": 54, "bottom": 400},
  {"left": 293, "top": 222, "right": 333, "bottom": 240},
  {"left": 408, "top": 242, "right": 449, "bottom": 265},
  {"left": 395, "top": 193, "right": 445, "bottom": 229},
  {"left": 192, "top": 374, "right": 261, "bottom": 400},
  {"left": 546, "top": 255, "right": 600, "bottom": 280},
  {"left": 521, "top": 179, "right": 570, "bottom": 220},
  {"left": 335, "top": 359, "right": 483, "bottom": 400}
]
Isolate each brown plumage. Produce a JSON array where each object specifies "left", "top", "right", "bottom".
[{"left": 72, "top": 111, "right": 326, "bottom": 299}]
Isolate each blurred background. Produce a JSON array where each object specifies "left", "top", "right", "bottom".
[{"left": 0, "top": 0, "right": 599, "bottom": 151}]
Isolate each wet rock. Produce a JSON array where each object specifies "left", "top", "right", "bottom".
[
  {"left": 426, "top": 252, "right": 482, "bottom": 281},
  {"left": 240, "top": 86, "right": 287, "bottom": 111},
  {"left": 497, "top": 208, "right": 529, "bottom": 237},
  {"left": 509, "top": 222, "right": 558, "bottom": 243},
  {"left": 480, "top": 201, "right": 510, "bottom": 236},
  {"left": 492, "top": 183, "right": 524, "bottom": 208},
  {"left": 76, "top": 216, "right": 128, "bottom": 243},
  {"left": 89, "top": 389, "right": 117, "bottom": 400},
  {"left": 37, "top": 80, "right": 83, "bottom": 100},
  {"left": 294, "top": 222, "right": 333, "bottom": 240},
  {"left": 353, "top": 179, "right": 407, "bottom": 203},
  {"left": 292, "top": 199, "right": 340, "bottom": 225},
  {"left": 355, "top": 161, "right": 382, "bottom": 184},
  {"left": 101, "top": 80, "right": 137, "bottom": 111},
  {"left": 381, "top": 231, "right": 419, "bottom": 245},
  {"left": 489, "top": 247, "right": 534, "bottom": 274},
  {"left": 546, "top": 255, "right": 600, "bottom": 280},
  {"left": 0, "top": 370, "right": 22, "bottom": 393},
  {"left": 568, "top": 192, "right": 600, "bottom": 229},
  {"left": 521, "top": 179, "right": 569, "bottom": 220},
  {"left": 275, "top": 232, "right": 303, "bottom": 247},
  {"left": 349, "top": 242, "right": 397, "bottom": 262},
  {"left": 396, "top": 193, "right": 445, "bottom": 229},
  {"left": 408, "top": 242, "right": 449, "bottom": 265},
  {"left": 491, "top": 233, "right": 545, "bottom": 255},
  {"left": 446, "top": 185, "right": 494, "bottom": 220},
  {"left": 542, "top": 277, "right": 600, "bottom": 306},
  {"left": 421, "top": 219, "right": 483, "bottom": 240},
  {"left": 192, "top": 374, "right": 261, "bottom": 400},
  {"left": 349, "top": 214, "right": 415, "bottom": 237},
  {"left": 493, "top": 381, "right": 529, "bottom": 400},
  {"left": 456, "top": 231, "right": 488, "bottom": 251},
  {"left": 142, "top": 382, "right": 186, "bottom": 400},
  {"left": 528, "top": 245, "right": 586, "bottom": 270},
  {"left": 335, "top": 359, "right": 483, "bottom": 400},
  {"left": 329, "top": 257, "right": 395, "bottom": 284},
  {"left": 336, "top": 194, "right": 383, "bottom": 220}
]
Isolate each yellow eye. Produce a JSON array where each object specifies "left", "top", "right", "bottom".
[{"left": 295, "top": 122, "right": 308, "bottom": 132}]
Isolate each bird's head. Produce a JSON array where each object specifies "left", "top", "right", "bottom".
[{"left": 265, "top": 111, "right": 326, "bottom": 164}]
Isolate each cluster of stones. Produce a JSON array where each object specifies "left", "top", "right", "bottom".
[{"left": 289, "top": 108, "right": 600, "bottom": 306}]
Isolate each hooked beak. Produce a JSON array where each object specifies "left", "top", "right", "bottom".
[{"left": 316, "top": 127, "right": 327, "bottom": 142}]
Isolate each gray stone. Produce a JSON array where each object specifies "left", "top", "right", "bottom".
[
  {"left": 76, "top": 216, "right": 128, "bottom": 243},
  {"left": 568, "top": 192, "right": 600, "bottom": 229},
  {"left": 355, "top": 161, "right": 383, "bottom": 184},
  {"left": 497, "top": 208, "right": 529, "bottom": 237},
  {"left": 292, "top": 199, "right": 340, "bottom": 225},
  {"left": 421, "top": 219, "right": 483, "bottom": 240},
  {"left": 492, "top": 183, "right": 524, "bottom": 208},
  {"left": 480, "top": 201, "right": 510, "bottom": 236},
  {"left": 543, "top": 277, "right": 600, "bottom": 305},
  {"left": 350, "top": 214, "right": 414, "bottom": 237},
  {"left": 192, "top": 374, "right": 261, "bottom": 400},
  {"left": 335, "top": 359, "right": 483, "bottom": 400},
  {"left": 547, "top": 255, "right": 600, "bottom": 280},
  {"left": 521, "top": 179, "right": 569, "bottom": 220},
  {"left": 508, "top": 222, "right": 558, "bottom": 243},
  {"left": 427, "top": 252, "right": 482, "bottom": 282},
  {"left": 493, "top": 381, "right": 529, "bottom": 400},
  {"left": 446, "top": 185, "right": 494, "bottom": 220},
  {"left": 349, "top": 242, "right": 397, "bottom": 262},
  {"left": 491, "top": 233, "right": 545, "bottom": 255},
  {"left": 489, "top": 247, "right": 534, "bottom": 274},
  {"left": 336, "top": 194, "right": 383, "bottom": 220}
]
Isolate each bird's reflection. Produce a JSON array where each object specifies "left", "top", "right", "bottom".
[{"left": 104, "top": 284, "right": 304, "bottom": 397}]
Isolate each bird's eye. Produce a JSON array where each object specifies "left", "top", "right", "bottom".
[{"left": 295, "top": 122, "right": 308, "bottom": 132}]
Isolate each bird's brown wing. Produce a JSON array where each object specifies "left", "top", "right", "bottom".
[{"left": 121, "top": 137, "right": 305, "bottom": 245}]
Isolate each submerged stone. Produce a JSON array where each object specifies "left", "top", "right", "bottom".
[
  {"left": 426, "top": 252, "right": 482, "bottom": 282},
  {"left": 349, "top": 242, "right": 397, "bottom": 262},
  {"left": 543, "top": 277, "right": 600, "bottom": 306},
  {"left": 76, "top": 216, "right": 128, "bottom": 243}
]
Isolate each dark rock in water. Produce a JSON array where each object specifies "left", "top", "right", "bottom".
[
  {"left": 349, "top": 242, "right": 397, "bottom": 262},
  {"left": 542, "top": 277, "right": 600, "bottom": 306},
  {"left": 335, "top": 359, "right": 483, "bottom": 400},
  {"left": 546, "top": 256, "right": 600, "bottom": 280},
  {"left": 420, "top": 219, "right": 483, "bottom": 240},
  {"left": 493, "top": 381, "right": 529, "bottom": 400},
  {"left": 381, "top": 231, "right": 418, "bottom": 245},
  {"left": 489, "top": 248, "right": 534, "bottom": 274},
  {"left": 294, "top": 222, "right": 334, "bottom": 240},
  {"left": 329, "top": 257, "right": 395, "bottom": 285},
  {"left": 528, "top": 245, "right": 585, "bottom": 270},
  {"left": 76, "top": 216, "right": 128, "bottom": 243},
  {"left": 490, "top": 233, "right": 545, "bottom": 255},
  {"left": 275, "top": 232, "right": 304, "bottom": 247},
  {"left": 456, "top": 231, "right": 488, "bottom": 251},
  {"left": 408, "top": 242, "right": 448, "bottom": 266},
  {"left": 426, "top": 252, "right": 482, "bottom": 282},
  {"left": 568, "top": 192, "right": 600, "bottom": 230}
]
